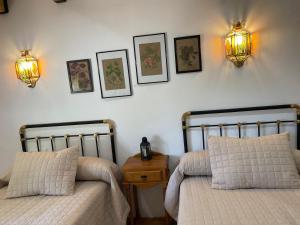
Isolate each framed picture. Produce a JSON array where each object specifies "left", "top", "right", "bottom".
[
  {"left": 66, "top": 59, "right": 94, "bottom": 93},
  {"left": 174, "top": 35, "right": 202, "bottom": 74},
  {"left": 96, "top": 49, "right": 132, "bottom": 99},
  {"left": 0, "top": 0, "right": 8, "bottom": 14},
  {"left": 133, "top": 33, "right": 169, "bottom": 84}
]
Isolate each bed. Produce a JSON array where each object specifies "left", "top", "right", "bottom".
[
  {"left": 0, "top": 120, "right": 130, "bottom": 225},
  {"left": 178, "top": 177, "right": 300, "bottom": 225},
  {"left": 165, "top": 104, "right": 300, "bottom": 225}
]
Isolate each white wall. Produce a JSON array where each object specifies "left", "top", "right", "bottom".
[{"left": 0, "top": 0, "right": 300, "bottom": 217}]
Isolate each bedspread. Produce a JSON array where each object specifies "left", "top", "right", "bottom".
[
  {"left": 0, "top": 181, "right": 129, "bottom": 225},
  {"left": 167, "top": 176, "right": 300, "bottom": 225}
]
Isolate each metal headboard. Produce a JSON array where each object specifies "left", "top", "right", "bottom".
[
  {"left": 19, "top": 119, "right": 117, "bottom": 163},
  {"left": 182, "top": 104, "right": 300, "bottom": 153}
]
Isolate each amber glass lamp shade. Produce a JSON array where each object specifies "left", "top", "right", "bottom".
[
  {"left": 15, "top": 50, "right": 40, "bottom": 88},
  {"left": 225, "top": 22, "right": 251, "bottom": 67}
]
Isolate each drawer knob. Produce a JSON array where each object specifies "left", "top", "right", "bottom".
[{"left": 140, "top": 175, "right": 148, "bottom": 180}]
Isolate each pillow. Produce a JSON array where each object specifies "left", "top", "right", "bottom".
[
  {"left": 179, "top": 151, "right": 212, "bottom": 176},
  {"left": 208, "top": 133, "right": 300, "bottom": 189},
  {"left": 6, "top": 147, "right": 79, "bottom": 198},
  {"left": 178, "top": 150, "right": 300, "bottom": 177},
  {"left": 293, "top": 150, "right": 300, "bottom": 173},
  {"left": 76, "top": 156, "right": 122, "bottom": 183}
]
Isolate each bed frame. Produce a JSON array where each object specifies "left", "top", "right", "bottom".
[
  {"left": 182, "top": 104, "right": 300, "bottom": 152},
  {"left": 19, "top": 119, "right": 117, "bottom": 163}
]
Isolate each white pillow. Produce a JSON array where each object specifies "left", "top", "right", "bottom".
[
  {"left": 208, "top": 133, "right": 300, "bottom": 189},
  {"left": 177, "top": 150, "right": 300, "bottom": 177},
  {"left": 179, "top": 151, "right": 212, "bottom": 176},
  {"left": 76, "top": 156, "right": 122, "bottom": 183},
  {"left": 6, "top": 147, "right": 79, "bottom": 198},
  {"left": 178, "top": 150, "right": 300, "bottom": 177}
]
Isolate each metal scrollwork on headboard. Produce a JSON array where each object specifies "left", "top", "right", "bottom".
[
  {"left": 19, "top": 119, "right": 117, "bottom": 163},
  {"left": 182, "top": 104, "right": 300, "bottom": 153}
]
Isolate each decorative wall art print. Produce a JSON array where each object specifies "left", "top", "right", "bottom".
[
  {"left": 96, "top": 49, "right": 132, "bottom": 98},
  {"left": 66, "top": 59, "right": 94, "bottom": 93},
  {"left": 174, "top": 35, "right": 202, "bottom": 73},
  {"left": 53, "top": 0, "right": 67, "bottom": 3},
  {"left": 0, "top": 0, "right": 8, "bottom": 14},
  {"left": 133, "top": 33, "right": 169, "bottom": 84}
]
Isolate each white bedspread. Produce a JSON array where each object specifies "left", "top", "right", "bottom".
[
  {"left": 0, "top": 181, "right": 129, "bottom": 225},
  {"left": 178, "top": 177, "right": 300, "bottom": 225}
]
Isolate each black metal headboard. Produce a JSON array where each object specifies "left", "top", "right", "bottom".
[
  {"left": 182, "top": 104, "right": 300, "bottom": 153},
  {"left": 19, "top": 120, "right": 117, "bottom": 163}
]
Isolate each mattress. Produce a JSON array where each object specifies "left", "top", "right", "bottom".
[
  {"left": 0, "top": 181, "right": 116, "bottom": 225},
  {"left": 178, "top": 176, "right": 300, "bottom": 225}
]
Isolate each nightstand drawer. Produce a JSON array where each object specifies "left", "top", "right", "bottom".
[{"left": 124, "top": 170, "right": 162, "bottom": 183}]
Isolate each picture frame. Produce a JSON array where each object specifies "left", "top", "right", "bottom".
[
  {"left": 96, "top": 49, "right": 132, "bottom": 99},
  {"left": 53, "top": 0, "right": 67, "bottom": 3},
  {"left": 174, "top": 35, "right": 202, "bottom": 74},
  {"left": 0, "top": 0, "right": 8, "bottom": 14},
  {"left": 133, "top": 33, "right": 169, "bottom": 84},
  {"left": 66, "top": 59, "right": 94, "bottom": 94}
]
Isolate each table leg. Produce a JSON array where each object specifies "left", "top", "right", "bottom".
[
  {"left": 133, "top": 185, "right": 140, "bottom": 218},
  {"left": 123, "top": 183, "right": 135, "bottom": 225}
]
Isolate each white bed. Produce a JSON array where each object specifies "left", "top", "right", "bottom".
[
  {"left": 0, "top": 119, "right": 130, "bottom": 225},
  {"left": 178, "top": 176, "right": 300, "bottom": 225},
  {"left": 0, "top": 181, "right": 127, "bottom": 225},
  {"left": 165, "top": 105, "right": 300, "bottom": 225}
]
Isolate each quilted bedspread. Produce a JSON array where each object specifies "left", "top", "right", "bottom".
[
  {"left": 0, "top": 181, "right": 129, "bottom": 225},
  {"left": 176, "top": 177, "right": 300, "bottom": 225}
]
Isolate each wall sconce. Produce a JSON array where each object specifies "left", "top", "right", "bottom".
[
  {"left": 15, "top": 50, "right": 40, "bottom": 88},
  {"left": 225, "top": 22, "right": 251, "bottom": 67},
  {"left": 0, "top": 0, "right": 9, "bottom": 14}
]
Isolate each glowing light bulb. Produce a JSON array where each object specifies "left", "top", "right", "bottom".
[
  {"left": 225, "top": 22, "right": 251, "bottom": 67},
  {"left": 236, "top": 35, "right": 243, "bottom": 45}
]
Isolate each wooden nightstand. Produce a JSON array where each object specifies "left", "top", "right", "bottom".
[{"left": 122, "top": 152, "right": 170, "bottom": 225}]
